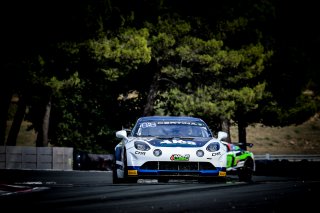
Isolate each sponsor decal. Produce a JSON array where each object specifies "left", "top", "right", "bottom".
[
  {"left": 212, "top": 152, "right": 221, "bottom": 156},
  {"left": 148, "top": 138, "right": 209, "bottom": 147},
  {"left": 170, "top": 154, "right": 190, "bottom": 161},
  {"left": 140, "top": 122, "right": 157, "bottom": 128},
  {"left": 135, "top": 151, "right": 146, "bottom": 155},
  {"left": 161, "top": 139, "right": 196, "bottom": 145},
  {"left": 219, "top": 171, "right": 226, "bottom": 177},
  {"left": 128, "top": 170, "right": 138, "bottom": 176},
  {"left": 157, "top": 121, "right": 203, "bottom": 126}
]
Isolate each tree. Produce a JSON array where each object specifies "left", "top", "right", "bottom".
[
  {"left": 6, "top": 95, "right": 27, "bottom": 146},
  {"left": 136, "top": 15, "right": 273, "bottom": 146}
]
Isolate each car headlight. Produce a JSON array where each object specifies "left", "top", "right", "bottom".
[
  {"left": 134, "top": 141, "right": 151, "bottom": 151},
  {"left": 206, "top": 142, "right": 220, "bottom": 152}
]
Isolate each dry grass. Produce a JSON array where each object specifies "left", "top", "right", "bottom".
[
  {"left": 6, "top": 113, "right": 320, "bottom": 155},
  {"left": 230, "top": 113, "right": 320, "bottom": 154}
]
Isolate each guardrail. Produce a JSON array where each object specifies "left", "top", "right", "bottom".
[
  {"left": 254, "top": 154, "right": 320, "bottom": 162},
  {"left": 1, "top": 145, "right": 319, "bottom": 171},
  {"left": 0, "top": 146, "right": 73, "bottom": 170}
]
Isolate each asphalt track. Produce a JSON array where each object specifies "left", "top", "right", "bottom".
[{"left": 0, "top": 167, "right": 319, "bottom": 213}]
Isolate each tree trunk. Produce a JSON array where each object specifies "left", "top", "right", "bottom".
[
  {"left": 143, "top": 62, "right": 161, "bottom": 116},
  {"left": 238, "top": 119, "right": 247, "bottom": 150},
  {"left": 6, "top": 95, "right": 27, "bottom": 146},
  {"left": 36, "top": 95, "right": 51, "bottom": 147},
  {"left": 0, "top": 91, "right": 12, "bottom": 145},
  {"left": 221, "top": 117, "right": 231, "bottom": 143}
]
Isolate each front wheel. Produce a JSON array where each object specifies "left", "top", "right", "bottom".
[
  {"left": 238, "top": 159, "right": 254, "bottom": 182},
  {"left": 123, "top": 150, "right": 137, "bottom": 183},
  {"left": 112, "top": 155, "right": 122, "bottom": 184}
]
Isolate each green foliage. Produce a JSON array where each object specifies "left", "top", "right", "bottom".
[
  {"left": 50, "top": 84, "right": 105, "bottom": 152},
  {"left": 88, "top": 27, "right": 151, "bottom": 81},
  {"left": 146, "top": 15, "right": 273, "bottom": 132},
  {"left": 44, "top": 26, "right": 154, "bottom": 152}
]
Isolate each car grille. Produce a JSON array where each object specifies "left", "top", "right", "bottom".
[{"left": 140, "top": 161, "right": 215, "bottom": 171}]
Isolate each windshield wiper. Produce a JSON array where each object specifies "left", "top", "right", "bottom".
[
  {"left": 179, "top": 137, "right": 195, "bottom": 140},
  {"left": 156, "top": 136, "right": 195, "bottom": 140},
  {"left": 156, "top": 136, "right": 174, "bottom": 139}
]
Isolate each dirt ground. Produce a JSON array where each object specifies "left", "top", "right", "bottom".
[{"left": 230, "top": 113, "right": 320, "bottom": 155}]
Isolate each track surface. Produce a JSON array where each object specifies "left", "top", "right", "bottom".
[{"left": 0, "top": 169, "right": 319, "bottom": 212}]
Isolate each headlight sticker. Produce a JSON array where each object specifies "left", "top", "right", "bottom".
[
  {"left": 135, "top": 151, "right": 146, "bottom": 155},
  {"left": 211, "top": 151, "right": 221, "bottom": 156},
  {"left": 206, "top": 142, "right": 220, "bottom": 152}
]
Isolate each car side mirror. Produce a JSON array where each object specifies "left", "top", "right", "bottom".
[
  {"left": 247, "top": 143, "right": 254, "bottom": 148},
  {"left": 116, "top": 130, "right": 128, "bottom": 139},
  {"left": 217, "top": 131, "right": 228, "bottom": 140}
]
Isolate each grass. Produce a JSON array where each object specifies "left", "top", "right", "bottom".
[
  {"left": 6, "top": 113, "right": 320, "bottom": 155},
  {"left": 230, "top": 113, "right": 320, "bottom": 154}
]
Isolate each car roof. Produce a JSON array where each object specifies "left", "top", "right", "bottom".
[{"left": 137, "top": 116, "right": 205, "bottom": 122}]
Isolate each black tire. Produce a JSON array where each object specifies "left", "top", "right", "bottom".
[
  {"left": 112, "top": 155, "right": 122, "bottom": 184},
  {"left": 123, "top": 150, "right": 137, "bottom": 184},
  {"left": 238, "top": 159, "right": 254, "bottom": 182}
]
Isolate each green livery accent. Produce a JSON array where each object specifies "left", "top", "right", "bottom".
[
  {"left": 224, "top": 142, "right": 255, "bottom": 182},
  {"left": 227, "top": 150, "right": 253, "bottom": 168}
]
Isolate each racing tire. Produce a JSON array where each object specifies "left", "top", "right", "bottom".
[
  {"left": 123, "top": 150, "right": 138, "bottom": 184},
  {"left": 238, "top": 159, "right": 254, "bottom": 182},
  {"left": 112, "top": 155, "right": 122, "bottom": 184}
]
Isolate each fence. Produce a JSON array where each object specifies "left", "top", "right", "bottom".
[
  {"left": 254, "top": 154, "right": 320, "bottom": 162},
  {"left": 0, "top": 146, "right": 73, "bottom": 170}
]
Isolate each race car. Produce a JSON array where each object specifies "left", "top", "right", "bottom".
[
  {"left": 113, "top": 116, "right": 229, "bottom": 183},
  {"left": 224, "top": 142, "right": 255, "bottom": 182}
]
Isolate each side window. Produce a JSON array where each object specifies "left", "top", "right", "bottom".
[
  {"left": 136, "top": 122, "right": 157, "bottom": 136},
  {"left": 200, "top": 127, "right": 210, "bottom": 137}
]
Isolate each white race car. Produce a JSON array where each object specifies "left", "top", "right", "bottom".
[{"left": 113, "top": 116, "right": 229, "bottom": 183}]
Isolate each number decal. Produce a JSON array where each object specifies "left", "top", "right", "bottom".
[{"left": 140, "top": 122, "right": 156, "bottom": 128}]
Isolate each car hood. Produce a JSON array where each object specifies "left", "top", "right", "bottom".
[{"left": 132, "top": 137, "right": 215, "bottom": 148}]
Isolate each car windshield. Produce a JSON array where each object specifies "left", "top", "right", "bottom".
[{"left": 131, "top": 121, "right": 212, "bottom": 138}]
